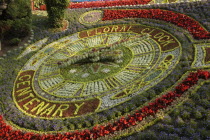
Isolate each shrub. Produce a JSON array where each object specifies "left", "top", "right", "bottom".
[
  {"left": 44, "top": 0, "right": 69, "bottom": 28},
  {"left": 2, "top": 0, "right": 31, "bottom": 20},
  {"left": 9, "top": 38, "right": 21, "bottom": 46},
  {"left": 0, "top": 0, "right": 31, "bottom": 41}
]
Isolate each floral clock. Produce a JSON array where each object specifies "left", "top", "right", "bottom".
[
  {"left": 14, "top": 24, "right": 181, "bottom": 119},
  {"left": 1, "top": 21, "right": 209, "bottom": 139}
]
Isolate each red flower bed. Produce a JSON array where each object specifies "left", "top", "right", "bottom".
[
  {"left": 102, "top": 9, "right": 210, "bottom": 39},
  {"left": 0, "top": 70, "right": 209, "bottom": 139},
  {"left": 35, "top": 0, "right": 151, "bottom": 10},
  {"left": 69, "top": 0, "right": 151, "bottom": 9}
]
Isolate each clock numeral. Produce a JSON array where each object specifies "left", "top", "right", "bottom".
[
  {"left": 126, "top": 65, "right": 144, "bottom": 73},
  {"left": 102, "top": 35, "right": 109, "bottom": 45},
  {"left": 74, "top": 84, "right": 85, "bottom": 97}
]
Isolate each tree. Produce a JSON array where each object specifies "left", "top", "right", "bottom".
[
  {"left": 0, "top": 0, "right": 31, "bottom": 47},
  {"left": 44, "top": 0, "right": 69, "bottom": 28}
]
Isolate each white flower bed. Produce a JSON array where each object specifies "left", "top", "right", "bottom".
[
  {"left": 82, "top": 81, "right": 108, "bottom": 96},
  {"left": 115, "top": 71, "right": 139, "bottom": 84},
  {"left": 106, "top": 34, "right": 122, "bottom": 45},
  {"left": 53, "top": 82, "right": 83, "bottom": 97},
  {"left": 39, "top": 76, "right": 64, "bottom": 90},
  {"left": 40, "top": 65, "right": 59, "bottom": 75},
  {"left": 130, "top": 53, "right": 153, "bottom": 65}
]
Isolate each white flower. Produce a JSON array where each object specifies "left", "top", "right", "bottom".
[
  {"left": 82, "top": 73, "right": 90, "bottom": 78},
  {"left": 101, "top": 68, "right": 110, "bottom": 73},
  {"left": 69, "top": 69, "right": 77, "bottom": 73},
  {"left": 116, "top": 59, "right": 123, "bottom": 63}
]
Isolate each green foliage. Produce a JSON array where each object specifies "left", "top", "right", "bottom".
[
  {"left": 184, "top": 127, "right": 195, "bottom": 137},
  {"left": 181, "top": 111, "right": 191, "bottom": 119},
  {"left": 3, "top": 18, "right": 31, "bottom": 40},
  {"left": 3, "top": 0, "right": 31, "bottom": 20},
  {"left": 123, "top": 107, "right": 130, "bottom": 113},
  {"left": 0, "top": 0, "right": 31, "bottom": 41},
  {"left": 164, "top": 125, "right": 175, "bottom": 133},
  {"left": 9, "top": 38, "right": 21, "bottom": 46},
  {"left": 76, "top": 122, "right": 83, "bottom": 129},
  {"left": 107, "top": 112, "right": 116, "bottom": 120},
  {"left": 198, "top": 99, "right": 210, "bottom": 108},
  {"left": 84, "top": 120, "right": 92, "bottom": 128},
  {"left": 175, "top": 116, "right": 185, "bottom": 127},
  {"left": 148, "top": 90, "right": 156, "bottom": 99},
  {"left": 34, "top": 0, "right": 45, "bottom": 8},
  {"left": 190, "top": 93, "right": 200, "bottom": 101},
  {"left": 162, "top": 114, "right": 172, "bottom": 124},
  {"left": 193, "top": 110, "right": 202, "bottom": 119},
  {"left": 44, "top": 0, "right": 69, "bottom": 28},
  {"left": 116, "top": 111, "right": 122, "bottom": 117},
  {"left": 136, "top": 131, "right": 157, "bottom": 140},
  {"left": 69, "top": 123, "right": 75, "bottom": 130},
  {"left": 189, "top": 119, "right": 197, "bottom": 128}
]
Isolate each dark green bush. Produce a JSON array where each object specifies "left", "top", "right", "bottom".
[
  {"left": 2, "top": 18, "right": 31, "bottom": 40},
  {"left": 0, "top": 0, "right": 31, "bottom": 42},
  {"left": 3, "top": 0, "right": 31, "bottom": 20},
  {"left": 44, "top": 0, "right": 69, "bottom": 28},
  {"left": 9, "top": 38, "right": 21, "bottom": 46}
]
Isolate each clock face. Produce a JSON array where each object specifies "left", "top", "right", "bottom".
[{"left": 13, "top": 24, "right": 181, "bottom": 118}]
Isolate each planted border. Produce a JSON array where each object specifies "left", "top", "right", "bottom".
[{"left": 102, "top": 9, "right": 210, "bottom": 39}]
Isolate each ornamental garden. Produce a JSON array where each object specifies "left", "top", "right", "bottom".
[{"left": 0, "top": 0, "right": 210, "bottom": 139}]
